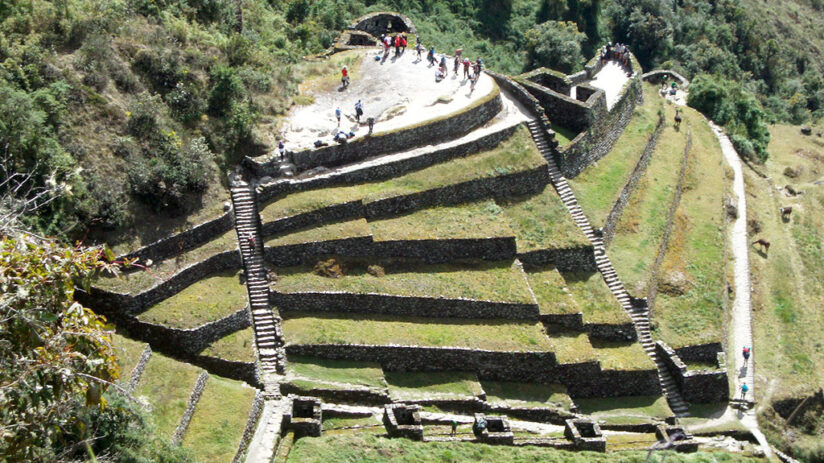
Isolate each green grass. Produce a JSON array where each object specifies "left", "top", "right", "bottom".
[
  {"left": 560, "top": 270, "right": 631, "bottom": 325},
  {"left": 546, "top": 330, "right": 597, "bottom": 364},
  {"left": 181, "top": 375, "right": 256, "bottom": 463},
  {"left": 259, "top": 125, "right": 544, "bottom": 223},
  {"left": 286, "top": 356, "right": 386, "bottom": 389},
  {"left": 265, "top": 219, "right": 371, "bottom": 247},
  {"left": 285, "top": 432, "right": 766, "bottom": 462},
  {"left": 137, "top": 268, "right": 247, "bottom": 330},
  {"left": 551, "top": 123, "right": 578, "bottom": 146},
  {"left": 576, "top": 395, "right": 674, "bottom": 425},
  {"left": 322, "top": 416, "right": 381, "bottom": 431},
  {"left": 592, "top": 340, "right": 656, "bottom": 371},
  {"left": 200, "top": 328, "right": 255, "bottom": 363},
  {"left": 569, "top": 84, "right": 663, "bottom": 227},
  {"left": 367, "top": 200, "right": 514, "bottom": 241},
  {"left": 609, "top": 102, "right": 687, "bottom": 295},
  {"left": 276, "top": 259, "right": 534, "bottom": 304},
  {"left": 497, "top": 185, "right": 591, "bottom": 252},
  {"left": 385, "top": 371, "right": 483, "bottom": 400},
  {"left": 281, "top": 313, "right": 552, "bottom": 352},
  {"left": 95, "top": 229, "right": 237, "bottom": 295},
  {"left": 605, "top": 433, "right": 659, "bottom": 451},
  {"left": 133, "top": 353, "right": 203, "bottom": 439},
  {"left": 526, "top": 266, "right": 581, "bottom": 316},
  {"left": 481, "top": 381, "right": 573, "bottom": 410},
  {"left": 110, "top": 333, "right": 147, "bottom": 381},
  {"left": 653, "top": 106, "right": 726, "bottom": 349}
]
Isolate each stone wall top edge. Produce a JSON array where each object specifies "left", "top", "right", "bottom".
[{"left": 274, "top": 289, "right": 537, "bottom": 307}]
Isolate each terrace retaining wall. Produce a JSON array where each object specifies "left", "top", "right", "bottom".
[
  {"left": 247, "top": 88, "right": 502, "bottom": 176},
  {"left": 285, "top": 344, "right": 660, "bottom": 398},
  {"left": 675, "top": 342, "right": 724, "bottom": 364},
  {"left": 519, "top": 79, "right": 602, "bottom": 134},
  {"left": 117, "top": 211, "right": 234, "bottom": 264},
  {"left": 233, "top": 392, "right": 265, "bottom": 463},
  {"left": 518, "top": 246, "right": 596, "bottom": 272},
  {"left": 281, "top": 382, "right": 391, "bottom": 405},
  {"left": 273, "top": 291, "right": 540, "bottom": 320}
]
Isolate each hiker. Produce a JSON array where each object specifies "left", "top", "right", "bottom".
[
  {"left": 335, "top": 107, "right": 341, "bottom": 126},
  {"left": 440, "top": 55, "right": 448, "bottom": 76},
  {"left": 470, "top": 74, "right": 478, "bottom": 93},
  {"left": 436, "top": 66, "right": 445, "bottom": 82},
  {"left": 354, "top": 100, "right": 363, "bottom": 123},
  {"left": 341, "top": 66, "right": 349, "bottom": 88},
  {"left": 278, "top": 140, "right": 285, "bottom": 161},
  {"left": 334, "top": 130, "right": 349, "bottom": 144},
  {"left": 740, "top": 382, "right": 749, "bottom": 400},
  {"left": 670, "top": 81, "right": 678, "bottom": 96},
  {"left": 244, "top": 232, "right": 256, "bottom": 249},
  {"left": 453, "top": 54, "right": 460, "bottom": 74},
  {"left": 416, "top": 41, "right": 424, "bottom": 61},
  {"left": 427, "top": 46, "right": 436, "bottom": 66},
  {"left": 742, "top": 346, "right": 751, "bottom": 362},
  {"left": 463, "top": 58, "right": 471, "bottom": 80},
  {"left": 472, "top": 417, "right": 487, "bottom": 437},
  {"left": 401, "top": 33, "right": 407, "bottom": 54},
  {"left": 451, "top": 419, "right": 457, "bottom": 436},
  {"left": 367, "top": 116, "right": 375, "bottom": 135},
  {"left": 473, "top": 58, "right": 483, "bottom": 77},
  {"left": 394, "top": 34, "right": 401, "bottom": 56}
]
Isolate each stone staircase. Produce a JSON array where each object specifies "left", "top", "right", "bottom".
[
  {"left": 230, "top": 180, "right": 285, "bottom": 396},
  {"left": 525, "top": 120, "right": 689, "bottom": 417}
]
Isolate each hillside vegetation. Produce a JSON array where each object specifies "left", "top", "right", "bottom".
[{"left": 2, "top": 0, "right": 823, "bottom": 243}]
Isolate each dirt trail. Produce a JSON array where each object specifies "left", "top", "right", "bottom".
[{"left": 710, "top": 120, "right": 772, "bottom": 457}]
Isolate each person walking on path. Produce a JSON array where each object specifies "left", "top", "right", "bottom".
[
  {"left": 278, "top": 140, "right": 285, "bottom": 161},
  {"left": 341, "top": 66, "right": 349, "bottom": 88},
  {"left": 394, "top": 34, "right": 401, "bottom": 56},
  {"left": 740, "top": 382, "right": 749, "bottom": 400},
  {"left": 427, "top": 47, "right": 436, "bottom": 66},
  {"left": 742, "top": 346, "right": 751, "bottom": 363},
  {"left": 367, "top": 116, "right": 375, "bottom": 135},
  {"left": 335, "top": 107, "right": 341, "bottom": 127},
  {"left": 400, "top": 33, "right": 407, "bottom": 54},
  {"left": 463, "top": 58, "right": 471, "bottom": 80},
  {"left": 450, "top": 420, "right": 457, "bottom": 437},
  {"left": 416, "top": 41, "right": 424, "bottom": 61},
  {"left": 440, "top": 55, "right": 448, "bottom": 76},
  {"left": 354, "top": 100, "right": 363, "bottom": 123}
]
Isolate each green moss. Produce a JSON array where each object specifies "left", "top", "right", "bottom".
[
  {"left": 281, "top": 313, "right": 552, "bottom": 352},
  {"left": 576, "top": 395, "right": 674, "bottom": 425},
  {"left": 259, "top": 125, "right": 544, "bottom": 223},
  {"left": 265, "top": 219, "right": 371, "bottom": 247},
  {"left": 368, "top": 200, "right": 514, "bottom": 241},
  {"left": 181, "top": 375, "right": 256, "bottom": 463},
  {"left": 200, "top": 328, "right": 255, "bottom": 363},
  {"left": 385, "top": 371, "right": 483, "bottom": 400},
  {"left": 276, "top": 259, "right": 534, "bottom": 304},
  {"left": 481, "top": 381, "right": 573, "bottom": 410},
  {"left": 497, "top": 185, "right": 590, "bottom": 252},
  {"left": 286, "top": 356, "right": 386, "bottom": 389},
  {"left": 138, "top": 268, "right": 246, "bottom": 330},
  {"left": 592, "top": 340, "right": 656, "bottom": 371},
  {"left": 560, "top": 271, "right": 631, "bottom": 325},
  {"left": 134, "top": 354, "right": 203, "bottom": 438}
]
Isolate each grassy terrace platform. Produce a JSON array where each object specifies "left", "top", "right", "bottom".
[
  {"left": 111, "top": 333, "right": 147, "bottom": 379},
  {"left": 266, "top": 219, "right": 371, "bottom": 247},
  {"left": 654, "top": 107, "right": 726, "bottom": 348},
  {"left": 546, "top": 331, "right": 597, "bottom": 364},
  {"left": 568, "top": 84, "right": 663, "bottom": 227},
  {"left": 281, "top": 313, "right": 552, "bottom": 352},
  {"left": 137, "top": 268, "right": 246, "bottom": 329},
  {"left": 276, "top": 259, "right": 534, "bottom": 304},
  {"left": 481, "top": 381, "right": 573, "bottom": 410},
  {"left": 368, "top": 200, "right": 514, "bottom": 241},
  {"left": 527, "top": 267, "right": 631, "bottom": 325},
  {"left": 592, "top": 341, "right": 655, "bottom": 371},
  {"left": 134, "top": 353, "right": 203, "bottom": 438},
  {"left": 182, "top": 376, "right": 256, "bottom": 463},
  {"left": 285, "top": 432, "right": 765, "bottom": 462},
  {"left": 200, "top": 327, "right": 255, "bottom": 363},
  {"left": 577, "top": 395, "right": 673, "bottom": 426},
  {"left": 259, "top": 125, "right": 544, "bottom": 223},
  {"left": 94, "top": 229, "right": 236, "bottom": 295},
  {"left": 385, "top": 371, "right": 483, "bottom": 400},
  {"left": 498, "top": 185, "right": 590, "bottom": 253},
  {"left": 286, "top": 356, "right": 386, "bottom": 389},
  {"left": 609, "top": 102, "right": 687, "bottom": 295}
]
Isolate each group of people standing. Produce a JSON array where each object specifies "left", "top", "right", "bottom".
[
  {"left": 381, "top": 32, "right": 408, "bottom": 60},
  {"left": 601, "top": 42, "right": 633, "bottom": 76},
  {"left": 427, "top": 46, "right": 484, "bottom": 90}
]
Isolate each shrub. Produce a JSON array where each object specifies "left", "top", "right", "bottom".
[
  {"left": 525, "top": 21, "right": 586, "bottom": 74},
  {"left": 165, "top": 81, "right": 206, "bottom": 122},
  {"left": 127, "top": 94, "right": 163, "bottom": 138},
  {"left": 207, "top": 65, "right": 245, "bottom": 116},
  {"left": 132, "top": 47, "right": 185, "bottom": 93}
]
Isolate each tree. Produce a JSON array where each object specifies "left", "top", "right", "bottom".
[
  {"left": 525, "top": 20, "right": 586, "bottom": 74},
  {"left": 0, "top": 234, "right": 123, "bottom": 460}
]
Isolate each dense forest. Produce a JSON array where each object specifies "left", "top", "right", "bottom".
[{"left": 1, "top": 0, "right": 822, "bottom": 239}]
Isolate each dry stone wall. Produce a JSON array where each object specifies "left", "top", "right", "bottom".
[
  {"left": 656, "top": 341, "right": 729, "bottom": 403},
  {"left": 273, "top": 291, "right": 540, "bottom": 320},
  {"left": 118, "top": 211, "right": 234, "bottom": 263},
  {"left": 246, "top": 89, "right": 502, "bottom": 176}
]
